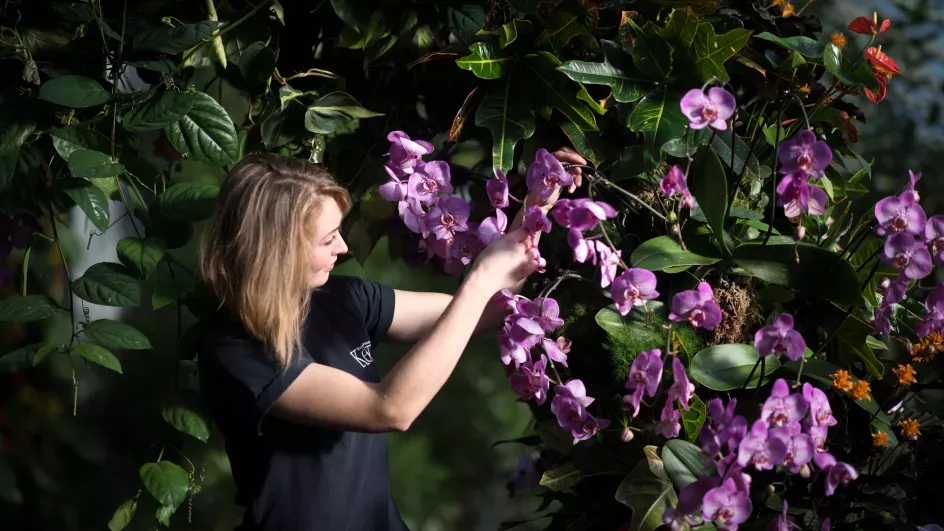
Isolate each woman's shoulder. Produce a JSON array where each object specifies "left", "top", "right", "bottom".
[{"left": 196, "top": 311, "right": 265, "bottom": 367}]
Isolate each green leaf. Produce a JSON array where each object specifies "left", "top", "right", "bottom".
[
  {"left": 710, "top": 128, "right": 762, "bottom": 181},
  {"left": 690, "top": 344, "right": 781, "bottom": 390},
  {"left": 61, "top": 178, "right": 110, "bottom": 232},
  {"left": 38, "top": 75, "right": 110, "bottom": 108},
  {"left": 681, "top": 394, "right": 706, "bottom": 442},
  {"left": 559, "top": 40, "right": 649, "bottom": 103},
  {"left": 163, "top": 91, "right": 239, "bottom": 166},
  {"left": 475, "top": 74, "right": 536, "bottom": 172},
  {"left": 632, "top": 31, "right": 674, "bottom": 80},
  {"left": 615, "top": 462, "right": 678, "bottom": 531},
  {"left": 304, "top": 91, "right": 383, "bottom": 135},
  {"left": 733, "top": 243, "right": 863, "bottom": 308},
  {"left": 445, "top": 5, "right": 485, "bottom": 37},
  {"left": 522, "top": 52, "right": 598, "bottom": 131},
  {"left": 558, "top": 120, "right": 616, "bottom": 168},
  {"left": 848, "top": 60, "right": 880, "bottom": 91},
  {"left": 133, "top": 21, "right": 219, "bottom": 54},
  {"left": 631, "top": 236, "right": 719, "bottom": 271},
  {"left": 123, "top": 91, "right": 196, "bottom": 132},
  {"left": 866, "top": 336, "right": 887, "bottom": 350},
  {"left": 0, "top": 295, "right": 60, "bottom": 322},
  {"left": 493, "top": 19, "right": 530, "bottom": 48},
  {"left": 534, "top": 11, "right": 591, "bottom": 57},
  {"left": 456, "top": 42, "right": 511, "bottom": 80},
  {"left": 117, "top": 237, "right": 166, "bottom": 280},
  {"left": 238, "top": 41, "right": 277, "bottom": 87},
  {"left": 162, "top": 395, "right": 210, "bottom": 442},
  {"left": 628, "top": 88, "right": 687, "bottom": 158},
  {"left": 0, "top": 121, "right": 36, "bottom": 194},
  {"left": 108, "top": 498, "right": 137, "bottom": 531},
  {"left": 74, "top": 343, "right": 122, "bottom": 373},
  {"left": 689, "top": 149, "right": 727, "bottom": 248},
  {"left": 50, "top": 126, "right": 110, "bottom": 160},
  {"left": 67, "top": 149, "right": 124, "bottom": 180},
  {"left": 662, "top": 439, "right": 704, "bottom": 490},
  {"left": 539, "top": 462, "right": 583, "bottom": 491},
  {"left": 73, "top": 262, "right": 141, "bottom": 307},
  {"left": 139, "top": 461, "right": 189, "bottom": 509},
  {"left": 152, "top": 275, "right": 194, "bottom": 310},
  {"left": 83, "top": 319, "right": 152, "bottom": 350},
  {"left": 691, "top": 24, "right": 752, "bottom": 82},
  {"left": 159, "top": 182, "right": 220, "bottom": 222},
  {"left": 754, "top": 32, "right": 825, "bottom": 58},
  {"left": 823, "top": 43, "right": 853, "bottom": 85},
  {"left": 155, "top": 504, "right": 175, "bottom": 527},
  {"left": 0, "top": 343, "right": 46, "bottom": 372}
]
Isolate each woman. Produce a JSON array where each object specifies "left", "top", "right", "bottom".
[{"left": 197, "top": 149, "right": 584, "bottom": 531}]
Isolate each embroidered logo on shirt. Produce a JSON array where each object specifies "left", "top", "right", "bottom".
[{"left": 349, "top": 341, "right": 374, "bottom": 368}]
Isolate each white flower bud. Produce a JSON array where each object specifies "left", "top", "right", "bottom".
[{"left": 620, "top": 427, "right": 634, "bottom": 443}]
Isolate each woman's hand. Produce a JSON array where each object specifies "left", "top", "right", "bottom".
[
  {"left": 526, "top": 146, "right": 588, "bottom": 210},
  {"left": 468, "top": 227, "right": 541, "bottom": 294}
]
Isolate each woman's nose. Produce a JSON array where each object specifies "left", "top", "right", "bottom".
[{"left": 335, "top": 235, "right": 349, "bottom": 256}]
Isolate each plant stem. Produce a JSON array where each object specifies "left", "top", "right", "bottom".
[
  {"left": 763, "top": 99, "right": 789, "bottom": 246},
  {"left": 597, "top": 178, "right": 668, "bottom": 223},
  {"left": 742, "top": 358, "right": 762, "bottom": 390},
  {"left": 46, "top": 200, "right": 75, "bottom": 346}
]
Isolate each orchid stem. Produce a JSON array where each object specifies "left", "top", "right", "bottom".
[
  {"left": 742, "top": 358, "right": 762, "bottom": 390},
  {"left": 763, "top": 99, "right": 790, "bottom": 246},
  {"left": 598, "top": 179, "right": 668, "bottom": 223}
]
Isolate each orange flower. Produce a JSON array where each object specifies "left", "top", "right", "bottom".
[
  {"left": 798, "top": 84, "right": 811, "bottom": 95},
  {"left": 911, "top": 332, "right": 943, "bottom": 363},
  {"left": 831, "top": 31, "right": 847, "bottom": 48},
  {"left": 850, "top": 380, "right": 871, "bottom": 401},
  {"left": 782, "top": 2, "right": 795, "bottom": 16},
  {"left": 770, "top": 0, "right": 785, "bottom": 6},
  {"left": 899, "top": 419, "right": 921, "bottom": 440},
  {"left": 872, "top": 431, "right": 890, "bottom": 448},
  {"left": 892, "top": 364, "right": 917, "bottom": 385},
  {"left": 830, "top": 369, "right": 854, "bottom": 391}
]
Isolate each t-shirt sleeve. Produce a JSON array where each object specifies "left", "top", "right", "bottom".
[
  {"left": 198, "top": 322, "right": 311, "bottom": 436},
  {"left": 335, "top": 276, "right": 396, "bottom": 344}
]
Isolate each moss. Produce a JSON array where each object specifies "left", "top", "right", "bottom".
[
  {"left": 604, "top": 309, "right": 708, "bottom": 383},
  {"left": 709, "top": 278, "right": 762, "bottom": 346}
]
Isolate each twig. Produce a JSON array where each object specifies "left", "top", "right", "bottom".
[{"left": 763, "top": 99, "right": 789, "bottom": 246}]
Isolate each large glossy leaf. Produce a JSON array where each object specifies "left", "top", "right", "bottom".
[
  {"left": 133, "top": 21, "right": 218, "bottom": 54},
  {"left": 474, "top": 74, "right": 536, "bottom": 172},
  {"left": 534, "top": 11, "right": 592, "bottom": 57},
  {"left": 50, "top": 126, "right": 110, "bottom": 160},
  {"left": 632, "top": 29, "right": 674, "bottom": 79},
  {"left": 0, "top": 295, "right": 60, "bottom": 322},
  {"left": 823, "top": 43, "right": 854, "bottom": 86},
  {"left": 140, "top": 461, "right": 189, "bottom": 509},
  {"left": 38, "top": 75, "right": 110, "bottom": 108},
  {"left": 615, "top": 462, "right": 678, "bottom": 531},
  {"left": 73, "top": 262, "right": 141, "bottom": 307},
  {"left": 117, "top": 237, "right": 166, "bottom": 280},
  {"left": 710, "top": 128, "right": 762, "bottom": 181},
  {"left": 162, "top": 392, "right": 210, "bottom": 442},
  {"left": 304, "top": 91, "right": 383, "bottom": 135},
  {"left": 67, "top": 149, "right": 124, "bottom": 180},
  {"left": 0, "top": 121, "right": 36, "bottom": 193},
  {"left": 238, "top": 41, "right": 277, "bottom": 87},
  {"left": 754, "top": 32, "right": 825, "bottom": 58},
  {"left": 522, "top": 52, "right": 597, "bottom": 131},
  {"left": 83, "top": 319, "right": 152, "bottom": 350},
  {"left": 628, "top": 89, "right": 687, "bottom": 157},
  {"left": 539, "top": 462, "right": 583, "bottom": 491},
  {"left": 558, "top": 120, "right": 616, "bottom": 168},
  {"left": 651, "top": 8, "right": 699, "bottom": 48},
  {"left": 123, "top": 91, "right": 196, "bottom": 132},
  {"left": 689, "top": 149, "right": 727, "bottom": 248},
  {"left": 680, "top": 394, "right": 706, "bottom": 442},
  {"left": 60, "top": 178, "right": 110, "bottom": 232},
  {"left": 108, "top": 499, "right": 137, "bottom": 531},
  {"left": 690, "top": 344, "right": 781, "bottom": 390},
  {"left": 733, "top": 243, "right": 863, "bottom": 307},
  {"left": 662, "top": 439, "right": 704, "bottom": 490},
  {"left": 455, "top": 42, "right": 511, "bottom": 80},
  {"left": 159, "top": 182, "right": 220, "bottom": 222},
  {"left": 74, "top": 343, "right": 122, "bottom": 373},
  {"left": 164, "top": 92, "right": 239, "bottom": 166},
  {"left": 631, "top": 236, "right": 719, "bottom": 271},
  {"left": 559, "top": 40, "right": 649, "bottom": 103},
  {"left": 691, "top": 23, "right": 752, "bottom": 82}
]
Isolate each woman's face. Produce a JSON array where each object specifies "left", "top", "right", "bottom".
[{"left": 307, "top": 200, "right": 348, "bottom": 288}]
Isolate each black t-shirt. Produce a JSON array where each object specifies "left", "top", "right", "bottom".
[{"left": 197, "top": 275, "right": 408, "bottom": 531}]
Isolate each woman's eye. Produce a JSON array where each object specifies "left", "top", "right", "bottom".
[{"left": 324, "top": 236, "right": 336, "bottom": 245}]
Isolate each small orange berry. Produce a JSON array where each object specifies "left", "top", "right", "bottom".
[{"left": 872, "top": 431, "right": 890, "bottom": 448}]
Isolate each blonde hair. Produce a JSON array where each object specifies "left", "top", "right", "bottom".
[{"left": 200, "top": 153, "right": 351, "bottom": 368}]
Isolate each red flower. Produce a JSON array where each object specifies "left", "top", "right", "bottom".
[
  {"left": 865, "top": 47, "right": 901, "bottom": 79},
  {"left": 864, "top": 73, "right": 888, "bottom": 103},
  {"left": 848, "top": 14, "right": 892, "bottom": 35},
  {"left": 837, "top": 111, "right": 859, "bottom": 143}
]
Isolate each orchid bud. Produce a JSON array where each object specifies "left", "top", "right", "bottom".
[
  {"left": 620, "top": 427, "right": 634, "bottom": 443},
  {"left": 668, "top": 223, "right": 680, "bottom": 237},
  {"left": 799, "top": 464, "right": 811, "bottom": 478},
  {"left": 668, "top": 211, "right": 678, "bottom": 223},
  {"left": 877, "top": 278, "right": 891, "bottom": 294},
  {"left": 765, "top": 484, "right": 776, "bottom": 495},
  {"left": 793, "top": 224, "right": 806, "bottom": 241}
]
